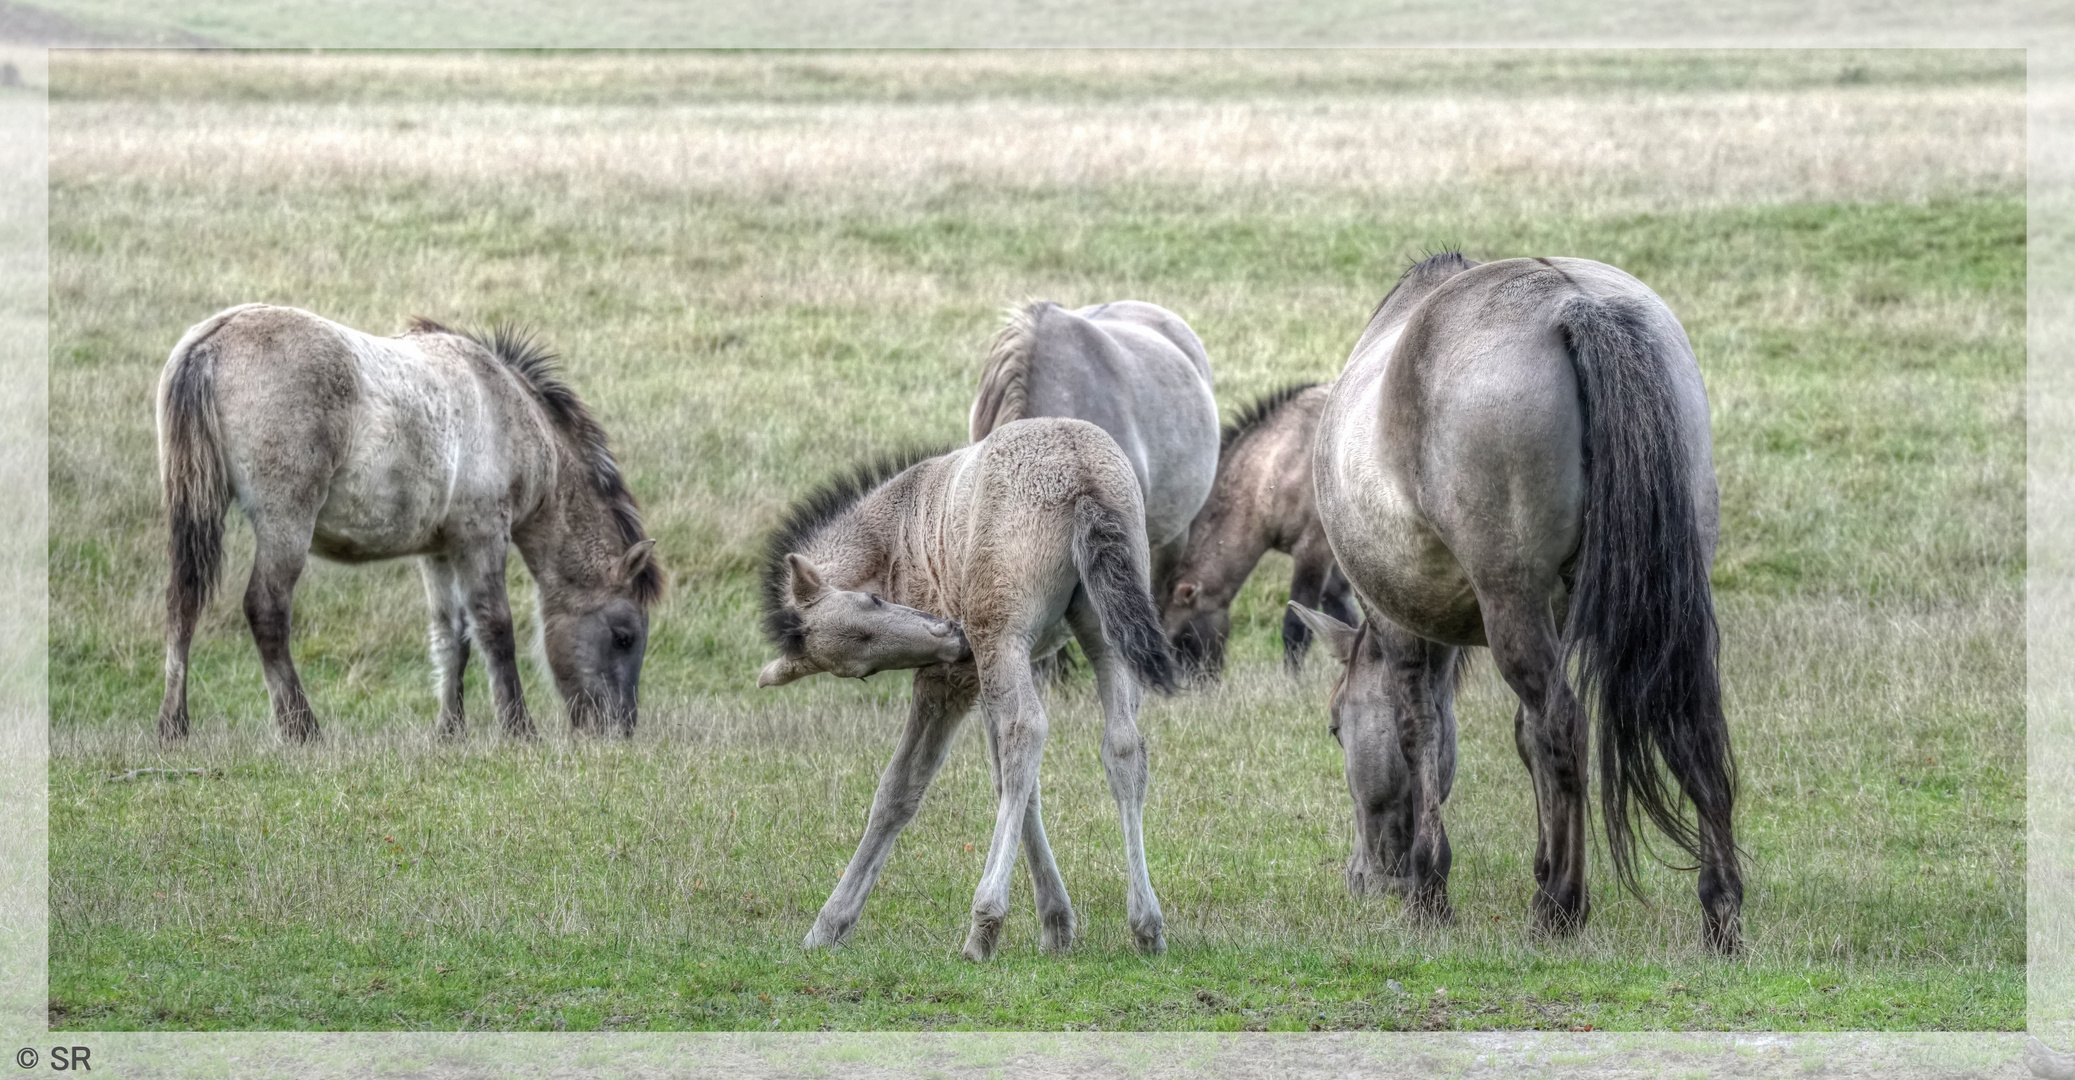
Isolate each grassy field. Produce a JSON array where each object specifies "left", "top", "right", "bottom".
[{"left": 46, "top": 51, "right": 2025, "bottom": 1031}]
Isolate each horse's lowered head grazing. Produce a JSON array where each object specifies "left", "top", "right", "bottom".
[
  {"left": 540, "top": 536, "right": 662, "bottom": 735},
  {"left": 757, "top": 554, "right": 968, "bottom": 687},
  {"left": 1162, "top": 580, "right": 1229, "bottom": 679}
]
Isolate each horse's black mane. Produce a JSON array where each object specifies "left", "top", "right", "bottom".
[
  {"left": 1221, "top": 382, "right": 1319, "bottom": 452},
  {"left": 408, "top": 317, "right": 662, "bottom": 607},
  {"left": 1368, "top": 248, "right": 1479, "bottom": 324},
  {"left": 759, "top": 446, "right": 949, "bottom": 657}
]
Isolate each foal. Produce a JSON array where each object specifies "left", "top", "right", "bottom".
[
  {"left": 157, "top": 304, "right": 661, "bottom": 742},
  {"left": 758, "top": 418, "right": 1177, "bottom": 960}
]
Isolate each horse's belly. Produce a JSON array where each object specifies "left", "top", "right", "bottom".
[
  {"left": 1343, "top": 523, "right": 1486, "bottom": 648},
  {"left": 311, "top": 476, "right": 449, "bottom": 561},
  {"left": 311, "top": 431, "right": 464, "bottom": 561}
]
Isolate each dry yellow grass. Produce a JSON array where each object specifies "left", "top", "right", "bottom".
[{"left": 55, "top": 86, "right": 2021, "bottom": 213}]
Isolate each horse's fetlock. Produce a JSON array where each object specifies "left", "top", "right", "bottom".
[{"left": 962, "top": 914, "right": 1005, "bottom": 962}]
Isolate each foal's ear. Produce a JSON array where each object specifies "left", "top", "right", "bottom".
[
  {"left": 757, "top": 655, "right": 819, "bottom": 688},
  {"left": 786, "top": 554, "right": 828, "bottom": 605},
  {"left": 1287, "top": 602, "right": 1360, "bottom": 666}
]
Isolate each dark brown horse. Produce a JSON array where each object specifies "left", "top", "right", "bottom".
[{"left": 1161, "top": 382, "right": 1358, "bottom": 678}]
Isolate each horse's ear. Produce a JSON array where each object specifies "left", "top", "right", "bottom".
[
  {"left": 1287, "top": 602, "right": 1359, "bottom": 666},
  {"left": 786, "top": 554, "right": 827, "bottom": 605},
  {"left": 617, "top": 538, "right": 657, "bottom": 583},
  {"left": 757, "top": 655, "right": 819, "bottom": 688}
]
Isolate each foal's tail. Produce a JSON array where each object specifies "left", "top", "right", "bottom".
[
  {"left": 158, "top": 308, "right": 245, "bottom": 629},
  {"left": 1072, "top": 496, "right": 1178, "bottom": 694},
  {"left": 970, "top": 302, "right": 1043, "bottom": 442},
  {"left": 1557, "top": 293, "right": 1738, "bottom": 898}
]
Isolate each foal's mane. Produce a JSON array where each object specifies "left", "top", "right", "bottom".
[
  {"left": 407, "top": 317, "right": 662, "bottom": 607},
  {"left": 1220, "top": 382, "right": 1319, "bottom": 452},
  {"left": 759, "top": 446, "right": 948, "bottom": 657}
]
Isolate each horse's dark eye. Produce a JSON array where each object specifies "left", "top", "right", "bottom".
[
  {"left": 613, "top": 630, "right": 634, "bottom": 650},
  {"left": 869, "top": 594, "right": 885, "bottom": 607}
]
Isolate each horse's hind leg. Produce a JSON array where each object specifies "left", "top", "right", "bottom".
[
  {"left": 419, "top": 556, "right": 471, "bottom": 739},
  {"left": 158, "top": 570, "right": 203, "bottom": 743},
  {"left": 1067, "top": 591, "right": 1167, "bottom": 954},
  {"left": 1482, "top": 589, "right": 1590, "bottom": 935},
  {"left": 243, "top": 516, "right": 320, "bottom": 743}
]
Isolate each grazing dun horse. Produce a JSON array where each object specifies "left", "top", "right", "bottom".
[
  {"left": 970, "top": 300, "right": 1219, "bottom": 592},
  {"left": 1293, "top": 253, "right": 1744, "bottom": 953},
  {"left": 156, "top": 304, "right": 662, "bottom": 743},
  {"left": 757, "top": 418, "right": 1177, "bottom": 960},
  {"left": 1161, "top": 382, "right": 1358, "bottom": 678}
]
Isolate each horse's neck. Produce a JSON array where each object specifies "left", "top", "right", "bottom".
[
  {"left": 822, "top": 473, "right": 944, "bottom": 607},
  {"left": 512, "top": 483, "right": 616, "bottom": 604},
  {"left": 1189, "top": 463, "right": 1276, "bottom": 603},
  {"left": 804, "top": 510, "right": 895, "bottom": 595}
]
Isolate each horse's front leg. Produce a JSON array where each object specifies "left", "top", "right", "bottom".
[
  {"left": 1019, "top": 780, "right": 1076, "bottom": 953},
  {"left": 964, "top": 644, "right": 1048, "bottom": 962},
  {"left": 805, "top": 666, "right": 975, "bottom": 949},
  {"left": 461, "top": 540, "right": 533, "bottom": 740},
  {"left": 1376, "top": 620, "right": 1457, "bottom": 924},
  {"left": 1283, "top": 530, "right": 1338, "bottom": 674},
  {"left": 419, "top": 556, "right": 471, "bottom": 739}
]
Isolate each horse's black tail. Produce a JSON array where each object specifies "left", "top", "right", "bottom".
[
  {"left": 1071, "top": 495, "right": 1178, "bottom": 694},
  {"left": 1557, "top": 293, "right": 1739, "bottom": 901},
  {"left": 970, "top": 302, "right": 1043, "bottom": 442},
  {"left": 158, "top": 312, "right": 238, "bottom": 635}
]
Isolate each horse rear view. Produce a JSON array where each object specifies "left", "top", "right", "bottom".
[
  {"left": 1300, "top": 253, "right": 1743, "bottom": 953},
  {"left": 970, "top": 300, "right": 1219, "bottom": 588},
  {"left": 156, "top": 304, "right": 662, "bottom": 743}
]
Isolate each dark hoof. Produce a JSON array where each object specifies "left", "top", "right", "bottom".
[
  {"left": 1410, "top": 888, "right": 1454, "bottom": 926},
  {"left": 1531, "top": 887, "right": 1589, "bottom": 937},
  {"left": 1704, "top": 913, "right": 1743, "bottom": 956}
]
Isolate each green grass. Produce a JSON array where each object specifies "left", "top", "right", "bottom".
[{"left": 46, "top": 51, "right": 2025, "bottom": 1030}]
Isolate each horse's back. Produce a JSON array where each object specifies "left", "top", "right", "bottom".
[
  {"left": 188, "top": 305, "right": 543, "bottom": 561},
  {"left": 1024, "top": 302, "right": 1218, "bottom": 545}
]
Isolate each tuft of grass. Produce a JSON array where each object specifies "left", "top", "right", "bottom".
[{"left": 46, "top": 50, "right": 2023, "bottom": 1030}]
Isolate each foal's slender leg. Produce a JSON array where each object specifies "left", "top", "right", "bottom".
[
  {"left": 1370, "top": 618, "right": 1457, "bottom": 924},
  {"left": 805, "top": 667, "right": 976, "bottom": 949},
  {"left": 1483, "top": 592, "right": 1590, "bottom": 935},
  {"left": 1019, "top": 781, "right": 1076, "bottom": 952},
  {"left": 1067, "top": 593, "right": 1167, "bottom": 953},
  {"left": 964, "top": 640, "right": 1050, "bottom": 962},
  {"left": 243, "top": 517, "right": 320, "bottom": 743},
  {"left": 419, "top": 556, "right": 471, "bottom": 739},
  {"left": 459, "top": 539, "right": 532, "bottom": 739}
]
